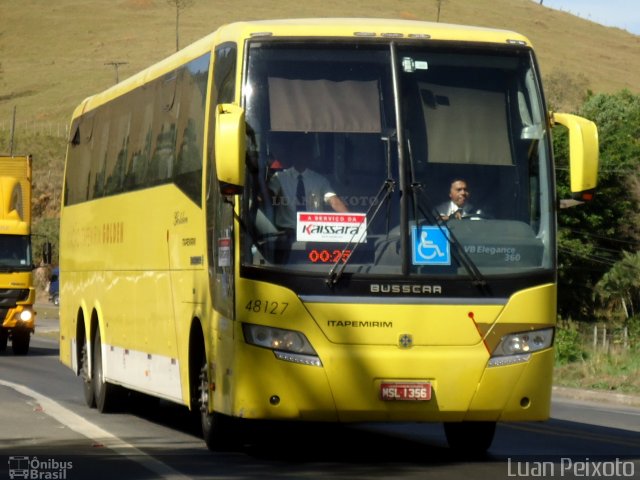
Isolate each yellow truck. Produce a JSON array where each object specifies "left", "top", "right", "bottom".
[{"left": 0, "top": 155, "right": 37, "bottom": 355}]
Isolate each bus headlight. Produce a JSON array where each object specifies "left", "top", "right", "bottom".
[
  {"left": 488, "top": 328, "right": 554, "bottom": 367},
  {"left": 19, "top": 309, "right": 33, "bottom": 322},
  {"left": 242, "top": 323, "right": 321, "bottom": 366}
]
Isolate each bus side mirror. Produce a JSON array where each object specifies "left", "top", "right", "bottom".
[
  {"left": 215, "top": 103, "right": 246, "bottom": 193},
  {"left": 552, "top": 112, "right": 599, "bottom": 203}
]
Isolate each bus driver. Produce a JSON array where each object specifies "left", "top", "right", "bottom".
[
  {"left": 437, "top": 178, "right": 485, "bottom": 221},
  {"left": 268, "top": 134, "right": 348, "bottom": 232}
]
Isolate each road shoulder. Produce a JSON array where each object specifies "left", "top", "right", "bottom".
[{"left": 552, "top": 385, "right": 640, "bottom": 408}]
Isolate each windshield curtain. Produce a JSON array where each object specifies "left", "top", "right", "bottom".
[{"left": 241, "top": 40, "right": 553, "bottom": 279}]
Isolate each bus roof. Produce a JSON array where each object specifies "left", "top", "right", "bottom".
[
  {"left": 72, "top": 18, "right": 532, "bottom": 118},
  {"left": 217, "top": 18, "right": 531, "bottom": 45}
]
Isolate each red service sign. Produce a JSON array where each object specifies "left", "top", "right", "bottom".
[{"left": 297, "top": 213, "right": 367, "bottom": 243}]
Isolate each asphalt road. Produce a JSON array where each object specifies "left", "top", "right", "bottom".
[{"left": 0, "top": 305, "right": 638, "bottom": 479}]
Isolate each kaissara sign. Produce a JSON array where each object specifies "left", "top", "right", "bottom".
[{"left": 297, "top": 213, "right": 367, "bottom": 243}]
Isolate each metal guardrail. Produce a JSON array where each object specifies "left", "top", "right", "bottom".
[{"left": 0, "top": 122, "right": 69, "bottom": 138}]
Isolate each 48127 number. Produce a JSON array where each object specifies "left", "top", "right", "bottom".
[{"left": 245, "top": 299, "right": 289, "bottom": 315}]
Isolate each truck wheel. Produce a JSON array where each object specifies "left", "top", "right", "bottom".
[
  {"left": 0, "top": 329, "right": 7, "bottom": 352},
  {"left": 11, "top": 330, "right": 30, "bottom": 355}
]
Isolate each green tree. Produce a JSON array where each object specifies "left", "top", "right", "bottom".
[
  {"left": 555, "top": 90, "right": 640, "bottom": 320},
  {"left": 594, "top": 250, "right": 640, "bottom": 321}
]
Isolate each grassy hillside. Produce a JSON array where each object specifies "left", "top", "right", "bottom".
[
  {"left": 0, "top": 0, "right": 638, "bottom": 240},
  {"left": 1, "top": 0, "right": 638, "bottom": 128}
]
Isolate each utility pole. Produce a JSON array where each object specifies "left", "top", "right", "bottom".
[
  {"left": 104, "top": 61, "right": 128, "bottom": 84},
  {"left": 9, "top": 106, "right": 16, "bottom": 156},
  {"left": 435, "top": 0, "right": 446, "bottom": 23},
  {"left": 167, "top": 0, "right": 194, "bottom": 52}
]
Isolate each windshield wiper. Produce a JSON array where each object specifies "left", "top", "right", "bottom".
[{"left": 326, "top": 178, "right": 396, "bottom": 287}]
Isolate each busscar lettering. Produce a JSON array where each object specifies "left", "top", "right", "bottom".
[
  {"left": 370, "top": 284, "right": 442, "bottom": 294},
  {"left": 327, "top": 320, "right": 393, "bottom": 328}
]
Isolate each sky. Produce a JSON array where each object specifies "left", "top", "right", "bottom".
[{"left": 534, "top": 0, "right": 640, "bottom": 35}]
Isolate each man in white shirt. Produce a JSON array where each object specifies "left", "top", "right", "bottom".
[{"left": 268, "top": 134, "right": 348, "bottom": 231}]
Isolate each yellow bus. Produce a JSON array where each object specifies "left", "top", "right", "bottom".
[{"left": 59, "top": 18, "right": 598, "bottom": 452}]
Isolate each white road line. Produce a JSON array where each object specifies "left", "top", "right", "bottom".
[{"left": 0, "top": 379, "right": 191, "bottom": 480}]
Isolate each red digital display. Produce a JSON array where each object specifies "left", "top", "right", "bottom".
[{"left": 308, "top": 249, "right": 351, "bottom": 263}]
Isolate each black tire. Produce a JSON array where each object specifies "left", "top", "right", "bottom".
[
  {"left": 11, "top": 329, "right": 30, "bottom": 355},
  {"left": 443, "top": 421, "right": 496, "bottom": 455},
  {"left": 0, "top": 329, "right": 8, "bottom": 352},
  {"left": 197, "top": 353, "right": 241, "bottom": 451},
  {"left": 92, "top": 328, "right": 122, "bottom": 413},
  {"left": 81, "top": 338, "right": 96, "bottom": 408}
]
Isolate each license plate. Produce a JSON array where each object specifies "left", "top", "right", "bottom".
[{"left": 380, "top": 382, "right": 431, "bottom": 401}]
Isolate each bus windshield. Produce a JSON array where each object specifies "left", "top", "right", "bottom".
[{"left": 241, "top": 41, "right": 553, "bottom": 280}]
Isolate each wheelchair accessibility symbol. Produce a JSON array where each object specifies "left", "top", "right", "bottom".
[{"left": 411, "top": 226, "right": 451, "bottom": 265}]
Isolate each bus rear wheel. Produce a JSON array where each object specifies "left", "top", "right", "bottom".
[
  {"left": 198, "top": 357, "right": 240, "bottom": 451},
  {"left": 81, "top": 338, "right": 96, "bottom": 408},
  {"left": 443, "top": 421, "right": 496, "bottom": 455},
  {"left": 92, "top": 329, "right": 121, "bottom": 412}
]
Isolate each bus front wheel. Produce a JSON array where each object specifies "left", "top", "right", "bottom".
[
  {"left": 198, "top": 358, "right": 241, "bottom": 451},
  {"left": 443, "top": 421, "right": 496, "bottom": 454}
]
